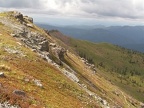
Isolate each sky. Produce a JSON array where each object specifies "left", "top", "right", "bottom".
[{"left": 0, "top": 0, "right": 144, "bottom": 26}]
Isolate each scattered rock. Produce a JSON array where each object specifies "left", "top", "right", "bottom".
[
  {"left": 0, "top": 101, "right": 20, "bottom": 108},
  {"left": 84, "top": 88, "right": 95, "bottom": 97},
  {"left": 0, "top": 72, "right": 5, "bottom": 78},
  {"left": 13, "top": 90, "right": 25, "bottom": 97},
  {"left": 112, "top": 90, "right": 120, "bottom": 96},
  {"left": 31, "top": 49, "right": 37, "bottom": 52},
  {"left": 93, "top": 68, "right": 97, "bottom": 72},
  {"left": 4, "top": 46, "right": 26, "bottom": 57},
  {"left": 49, "top": 43, "right": 56, "bottom": 47},
  {"left": 33, "top": 79, "right": 43, "bottom": 88},
  {"left": 79, "top": 84, "right": 87, "bottom": 88},
  {"left": 80, "top": 57, "right": 96, "bottom": 72},
  {"left": 26, "top": 23, "right": 33, "bottom": 28},
  {"left": 24, "top": 78, "right": 30, "bottom": 82},
  {"left": 52, "top": 62, "right": 60, "bottom": 68},
  {"left": 16, "top": 42, "right": 22, "bottom": 46},
  {"left": 63, "top": 69, "right": 79, "bottom": 83},
  {"left": 101, "top": 99, "right": 108, "bottom": 106},
  {"left": 10, "top": 33, "right": 17, "bottom": 37}
]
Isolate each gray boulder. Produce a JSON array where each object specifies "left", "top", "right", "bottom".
[
  {"left": 0, "top": 72, "right": 5, "bottom": 78},
  {"left": 13, "top": 90, "right": 25, "bottom": 96}
]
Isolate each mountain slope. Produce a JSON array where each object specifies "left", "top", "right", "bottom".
[
  {"left": 0, "top": 11, "right": 88, "bottom": 108},
  {"left": 38, "top": 24, "right": 144, "bottom": 52},
  {"left": 0, "top": 11, "right": 143, "bottom": 108},
  {"left": 48, "top": 30, "right": 144, "bottom": 104}
]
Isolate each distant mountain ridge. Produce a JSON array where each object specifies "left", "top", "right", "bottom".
[{"left": 37, "top": 23, "right": 144, "bottom": 52}]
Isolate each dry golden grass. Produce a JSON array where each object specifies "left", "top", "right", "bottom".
[
  {"left": 0, "top": 13, "right": 86, "bottom": 108},
  {"left": 0, "top": 11, "right": 141, "bottom": 108},
  {"left": 64, "top": 51, "right": 140, "bottom": 108}
]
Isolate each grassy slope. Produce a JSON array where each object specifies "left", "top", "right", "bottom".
[
  {"left": 0, "top": 12, "right": 92, "bottom": 108},
  {"left": 0, "top": 11, "right": 143, "bottom": 108},
  {"left": 49, "top": 30, "right": 144, "bottom": 103}
]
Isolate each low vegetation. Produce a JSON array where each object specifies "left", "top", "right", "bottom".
[
  {"left": 0, "top": 11, "right": 143, "bottom": 108},
  {"left": 49, "top": 30, "right": 144, "bottom": 102}
]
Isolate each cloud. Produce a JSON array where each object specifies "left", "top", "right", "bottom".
[
  {"left": 0, "top": 0, "right": 43, "bottom": 8},
  {"left": 0, "top": 0, "right": 144, "bottom": 20}
]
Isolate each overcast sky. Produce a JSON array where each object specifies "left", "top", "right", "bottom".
[{"left": 0, "top": 0, "right": 144, "bottom": 26}]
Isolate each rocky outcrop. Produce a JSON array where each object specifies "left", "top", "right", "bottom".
[
  {"left": 24, "top": 16, "right": 33, "bottom": 23},
  {"left": 10, "top": 11, "right": 33, "bottom": 24},
  {"left": 12, "top": 11, "right": 23, "bottom": 21},
  {"left": 10, "top": 27, "right": 49, "bottom": 52},
  {"left": 49, "top": 43, "right": 66, "bottom": 65}
]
